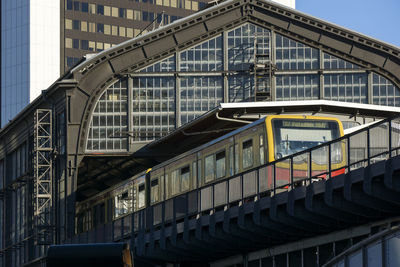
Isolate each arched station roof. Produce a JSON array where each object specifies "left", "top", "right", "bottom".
[
  {"left": 1, "top": 0, "right": 400, "bottom": 199},
  {"left": 67, "top": 0, "right": 400, "bottom": 156}
]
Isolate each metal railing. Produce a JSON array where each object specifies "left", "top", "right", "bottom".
[{"left": 109, "top": 116, "right": 400, "bottom": 240}]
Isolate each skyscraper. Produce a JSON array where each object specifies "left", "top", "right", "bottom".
[{"left": 0, "top": 0, "right": 295, "bottom": 126}]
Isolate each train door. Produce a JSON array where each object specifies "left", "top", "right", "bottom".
[{"left": 133, "top": 175, "right": 146, "bottom": 211}]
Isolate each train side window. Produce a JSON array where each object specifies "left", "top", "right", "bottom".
[
  {"left": 99, "top": 202, "right": 105, "bottom": 225},
  {"left": 138, "top": 184, "right": 145, "bottom": 209},
  {"left": 259, "top": 134, "right": 265, "bottom": 165},
  {"left": 115, "top": 190, "right": 132, "bottom": 218},
  {"left": 216, "top": 150, "right": 226, "bottom": 179},
  {"left": 243, "top": 139, "right": 253, "bottom": 169},
  {"left": 160, "top": 175, "right": 165, "bottom": 201},
  {"left": 171, "top": 170, "right": 180, "bottom": 196},
  {"left": 204, "top": 154, "right": 215, "bottom": 183},
  {"left": 192, "top": 162, "right": 197, "bottom": 189},
  {"left": 151, "top": 178, "right": 159, "bottom": 204},
  {"left": 181, "top": 165, "right": 190, "bottom": 192},
  {"left": 229, "top": 146, "right": 234, "bottom": 176},
  {"left": 235, "top": 143, "right": 239, "bottom": 174},
  {"left": 76, "top": 213, "right": 84, "bottom": 234},
  {"left": 197, "top": 159, "right": 202, "bottom": 186}
]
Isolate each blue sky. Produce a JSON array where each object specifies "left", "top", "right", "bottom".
[{"left": 296, "top": 0, "right": 400, "bottom": 48}]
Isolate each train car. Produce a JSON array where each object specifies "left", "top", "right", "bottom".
[{"left": 75, "top": 115, "right": 344, "bottom": 234}]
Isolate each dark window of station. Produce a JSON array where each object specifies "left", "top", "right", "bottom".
[
  {"left": 81, "top": 2, "right": 88, "bottom": 12},
  {"left": 73, "top": 1, "right": 80, "bottom": 11}
]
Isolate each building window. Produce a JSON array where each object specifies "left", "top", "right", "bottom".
[
  {"left": 143, "top": 11, "right": 148, "bottom": 21},
  {"left": 66, "top": 0, "right": 73, "bottom": 10},
  {"left": 73, "top": 1, "right": 80, "bottom": 11},
  {"left": 97, "top": 23, "right": 104, "bottom": 33},
  {"left": 89, "top": 22, "right": 95, "bottom": 33},
  {"left": 276, "top": 34, "right": 319, "bottom": 70},
  {"left": 192, "top": 1, "right": 198, "bottom": 10},
  {"left": 372, "top": 73, "right": 400, "bottom": 106},
  {"left": 119, "top": 8, "right": 126, "bottom": 18},
  {"left": 134, "top": 10, "right": 141, "bottom": 20},
  {"left": 324, "top": 73, "right": 367, "bottom": 103},
  {"left": 65, "top": 19, "right": 72, "bottom": 30},
  {"left": 127, "top": 28, "right": 134, "bottom": 38},
  {"left": 127, "top": 9, "right": 133, "bottom": 19},
  {"left": 81, "top": 40, "right": 89, "bottom": 50},
  {"left": 112, "top": 26, "right": 118, "bottom": 36},
  {"left": 180, "top": 36, "right": 223, "bottom": 72},
  {"left": 276, "top": 74, "right": 319, "bottom": 101},
  {"left": 104, "top": 6, "right": 111, "bottom": 16},
  {"left": 227, "top": 23, "right": 270, "bottom": 71},
  {"left": 119, "top": 27, "right": 126, "bottom": 37},
  {"left": 96, "top": 42, "right": 104, "bottom": 51},
  {"left": 185, "top": 0, "right": 191, "bottom": 9},
  {"left": 81, "top": 21, "right": 87, "bottom": 32},
  {"left": 87, "top": 80, "right": 128, "bottom": 151},
  {"left": 65, "top": 38, "right": 72, "bottom": 48},
  {"left": 180, "top": 76, "right": 222, "bottom": 125},
  {"left": 97, "top": 4, "right": 104, "bottom": 15},
  {"left": 89, "top": 41, "right": 95, "bottom": 51},
  {"left": 81, "top": 2, "right": 88, "bottom": 12},
  {"left": 112, "top": 7, "right": 118, "bottom": 17},
  {"left": 72, "top": 20, "right": 80, "bottom": 30},
  {"left": 132, "top": 76, "right": 176, "bottom": 141},
  {"left": 89, "top": 3, "right": 96, "bottom": 14},
  {"left": 104, "top": 25, "right": 111, "bottom": 35},
  {"left": 73, "top": 39, "right": 79, "bottom": 49}
]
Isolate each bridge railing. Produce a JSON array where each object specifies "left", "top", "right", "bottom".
[{"left": 115, "top": 116, "right": 400, "bottom": 239}]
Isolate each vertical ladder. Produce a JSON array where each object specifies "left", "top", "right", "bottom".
[
  {"left": 33, "top": 109, "right": 53, "bottom": 246},
  {"left": 253, "top": 32, "right": 273, "bottom": 101}
]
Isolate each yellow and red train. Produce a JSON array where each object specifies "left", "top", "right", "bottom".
[{"left": 76, "top": 115, "right": 344, "bottom": 233}]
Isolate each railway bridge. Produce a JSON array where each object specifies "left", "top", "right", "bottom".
[{"left": 71, "top": 109, "right": 400, "bottom": 266}]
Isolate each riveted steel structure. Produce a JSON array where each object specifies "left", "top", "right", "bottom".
[
  {"left": 33, "top": 109, "right": 53, "bottom": 247},
  {"left": 0, "top": 0, "right": 400, "bottom": 266}
]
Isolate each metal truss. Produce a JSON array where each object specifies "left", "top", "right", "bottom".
[
  {"left": 253, "top": 31, "right": 274, "bottom": 102},
  {"left": 33, "top": 109, "right": 53, "bottom": 245}
]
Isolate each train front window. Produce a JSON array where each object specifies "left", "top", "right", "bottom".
[{"left": 273, "top": 119, "right": 340, "bottom": 159}]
